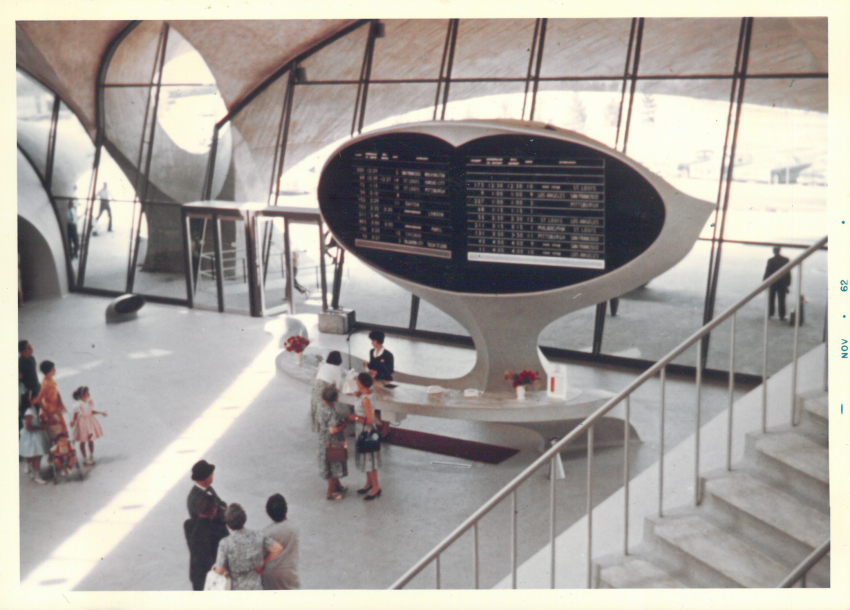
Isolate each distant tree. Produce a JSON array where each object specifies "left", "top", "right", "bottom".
[
  {"left": 567, "top": 93, "right": 587, "bottom": 131},
  {"left": 605, "top": 98, "right": 621, "bottom": 128}
]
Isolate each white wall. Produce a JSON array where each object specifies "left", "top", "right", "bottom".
[{"left": 18, "top": 149, "right": 67, "bottom": 299}]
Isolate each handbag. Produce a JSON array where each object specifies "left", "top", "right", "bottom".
[
  {"left": 203, "top": 569, "right": 231, "bottom": 590},
  {"left": 325, "top": 439, "right": 348, "bottom": 463},
  {"left": 356, "top": 426, "right": 381, "bottom": 454}
]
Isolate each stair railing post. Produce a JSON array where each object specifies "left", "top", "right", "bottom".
[
  {"left": 511, "top": 490, "right": 518, "bottom": 589},
  {"left": 550, "top": 451, "right": 557, "bottom": 588},
  {"left": 695, "top": 338, "right": 703, "bottom": 506},
  {"left": 762, "top": 291, "right": 770, "bottom": 433},
  {"left": 623, "top": 395, "right": 631, "bottom": 555},
  {"left": 586, "top": 424, "right": 594, "bottom": 588},
  {"left": 727, "top": 313, "right": 736, "bottom": 471},
  {"left": 658, "top": 366, "right": 666, "bottom": 518},
  {"left": 473, "top": 522, "right": 479, "bottom": 589},
  {"left": 791, "top": 262, "right": 802, "bottom": 425}
]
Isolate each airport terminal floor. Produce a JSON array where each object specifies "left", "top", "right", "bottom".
[{"left": 16, "top": 293, "right": 753, "bottom": 592}]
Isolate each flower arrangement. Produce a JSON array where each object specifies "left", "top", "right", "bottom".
[
  {"left": 504, "top": 369, "right": 539, "bottom": 388},
  {"left": 284, "top": 334, "right": 310, "bottom": 354}
]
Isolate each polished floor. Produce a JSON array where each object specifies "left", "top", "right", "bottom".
[{"left": 16, "top": 293, "right": 758, "bottom": 594}]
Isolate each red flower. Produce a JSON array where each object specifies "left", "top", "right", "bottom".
[
  {"left": 505, "top": 369, "right": 539, "bottom": 388},
  {"left": 284, "top": 335, "right": 310, "bottom": 353}
]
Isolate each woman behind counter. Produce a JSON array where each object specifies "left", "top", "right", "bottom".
[
  {"left": 310, "top": 351, "right": 345, "bottom": 432},
  {"left": 366, "top": 331, "right": 394, "bottom": 381}
]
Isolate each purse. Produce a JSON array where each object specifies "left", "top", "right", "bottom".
[
  {"left": 356, "top": 426, "right": 381, "bottom": 454},
  {"left": 203, "top": 569, "right": 231, "bottom": 590},
  {"left": 325, "top": 439, "right": 348, "bottom": 463}
]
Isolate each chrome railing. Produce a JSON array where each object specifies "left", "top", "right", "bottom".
[
  {"left": 777, "top": 539, "right": 830, "bottom": 588},
  {"left": 390, "top": 235, "right": 827, "bottom": 589}
]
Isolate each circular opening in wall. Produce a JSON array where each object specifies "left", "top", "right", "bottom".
[{"left": 157, "top": 37, "right": 229, "bottom": 155}]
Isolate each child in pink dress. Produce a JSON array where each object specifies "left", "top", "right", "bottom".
[{"left": 70, "top": 386, "right": 107, "bottom": 465}]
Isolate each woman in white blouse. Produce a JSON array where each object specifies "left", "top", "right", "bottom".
[{"left": 310, "top": 351, "right": 346, "bottom": 431}]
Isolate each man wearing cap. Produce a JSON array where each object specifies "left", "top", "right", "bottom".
[{"left": 186, "top": 460, "right": 228, "bottom": 531}]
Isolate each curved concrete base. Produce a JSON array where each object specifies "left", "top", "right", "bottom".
[{"left": 276, "top": 345, "right": 640, "bottom": 458}]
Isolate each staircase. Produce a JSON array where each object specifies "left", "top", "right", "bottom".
[{"left": 594, "top": 390, "right": 829, "bottom": 588}]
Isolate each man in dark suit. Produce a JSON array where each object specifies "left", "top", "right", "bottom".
[
  {"left": 19, "top": 340, "right": 40, "bottom": 431},
  {"left": 185, "top": 460, "right": 229, "bottom": 567},
  {"left": 763, "top": 246, "right": 791, "bottom": 320}
]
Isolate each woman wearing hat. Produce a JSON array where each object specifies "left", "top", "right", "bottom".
[{"left": 187, "top": 460, "right": 228, "bottom": 530}]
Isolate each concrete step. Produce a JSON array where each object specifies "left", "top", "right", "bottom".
[
  {"left": 701, "top": 471, "right": 830, "bottom": 586},
  {"left": 647, "top": 514, "right": 789, "bottom": 588},
  {"left": 596, "top": 556, "right": 686, "bottom": 588},
  {"left": 748, "top": 431, "right": 829, "bottom": 511},
  {"left": 798, "top": 389, "right": 828, "bottom": 425}
]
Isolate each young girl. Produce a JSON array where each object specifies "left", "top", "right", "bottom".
[
  {"left": 19, "top": 403, "right": 50, "bottom": 484},
  {"left": 70, "top": 386, "right": 106, "bottom": 465}
]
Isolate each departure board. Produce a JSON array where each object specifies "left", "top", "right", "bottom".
[
  {"left": 318, "top": 127, "right": 665, "bottom": 295},
  {"left": 465, "top": 156, "right": 605, "bottom": 269},
  {"left": 352, "top": 150, "right": 452, "bottom": 259}
]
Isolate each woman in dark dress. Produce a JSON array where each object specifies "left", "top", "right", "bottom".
[
  {"left": 366, "top": 330, "right": 394, "bottom": 381},
  {"left": 187, "top": 494, "right": 229, "bottom": 590}
]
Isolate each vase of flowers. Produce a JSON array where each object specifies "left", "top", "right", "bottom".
[
  {"left": 505, "top": 369, "right": 539, "bottom": 400},
  {"left": 284, "top": 334, "right": 310, "bottom": 365}
]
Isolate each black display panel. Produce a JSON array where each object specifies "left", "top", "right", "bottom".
[
  {"left": 465, "top": 155, "right": 605, "bottom": 268},
  {"left": 319, "top": 131, "right": 665, "bottom": 294}
]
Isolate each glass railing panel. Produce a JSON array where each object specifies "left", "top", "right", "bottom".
[
  {"left": 131, "top": 201, "right": 188, "bottom": 301},
  {"left": 597, "top": 241, "right": 710, "bottom": 365},
  {"left": 711, "top": 242, "right": 826, "bottom": 376}
]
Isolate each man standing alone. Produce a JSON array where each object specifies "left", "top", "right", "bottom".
[
  {"left": 95, "top": 182, "right": 112, "bottom": 232},
  {"left": 763, "top": 246, "right": 791, "bottom": 320}
]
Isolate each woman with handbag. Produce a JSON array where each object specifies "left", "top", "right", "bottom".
[
  {"left": 316, "top": 386, "right": 348, "bottom": 500},
  {"left": 350, "top": 373, "right": 382, "bottom": 500}
]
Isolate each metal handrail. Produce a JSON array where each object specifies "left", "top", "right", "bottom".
[
  {"left": 778, "top": 539, "right": 830, "bottom": 587},
  {"left": 390, "top": 235, "right": 827, "bottom": 589}
]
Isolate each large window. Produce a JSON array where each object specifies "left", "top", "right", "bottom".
[{"left": 89, "top": 18, "right": 827, "bottom": 376}]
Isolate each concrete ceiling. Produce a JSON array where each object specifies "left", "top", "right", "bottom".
[
  {"left": 17, "top": 19, "right": 827, "bottom": 134},
  {"left": 17, "top": 18, "right": 827, "bottom": 205}
]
